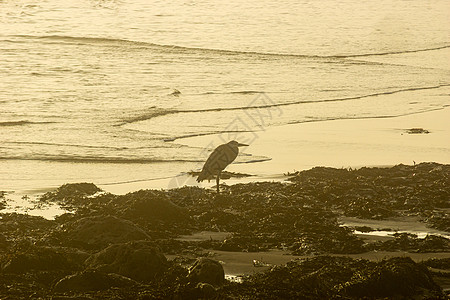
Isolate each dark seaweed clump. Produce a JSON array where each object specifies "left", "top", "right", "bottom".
[
  {"left": 223, "top": 256, "right": 442, "bottom": 299},
  {"left": 0, "top": 191, "right": 6, "bottom": 210},
  {"left": 0, "top": 163, "right": 449, "bottom": 299},
  {"left": 406, "top": 128, "right": 430, "bottom": 134}
]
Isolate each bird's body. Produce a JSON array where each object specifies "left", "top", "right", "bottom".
[{"left": 197, "top": 140, "right": 248, "bottom": 193}]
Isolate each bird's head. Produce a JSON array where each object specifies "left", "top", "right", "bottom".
[{"left": 228, "top": 140, "right": 249, "bottom": 147}]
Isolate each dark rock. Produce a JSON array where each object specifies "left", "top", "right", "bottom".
[
  {"left": 339, "top": 257, "right": 441, "bottom": 298},
  {"left": 0, "top": 213, "right": 54, "bottom": 240},
  {"left": 60, "top": 215, "right": 150, "bottom": 249},
  {"left": 43, "top": 183, "right": 101, "bottom": 200},
  {"left": 53, "top": 270, "right": 138, "bottom": 292},
  {"left": 118, "top": 190, "right": 188, "bottom": 223},
  {"left": 0, "top": 192, "right": 6, "bottom": 210},
  {"left": 196, "top": 210, "right": 240, "bottom": 229},
  {"left": 218, "top": 238, "right": 243, "bottom": 252},
  {"left": 371, "top": 233, "right": 450, "bottom": 253},
  {"left": 421, "top": 257, "right": 450, "bottom": 270},
  {"left": 221, "top": 256, "right": 444, "bottom": 299},
  {"left": 188, "top": 258, "right": 224, "bottom": 287},
  {"left": 85, "top": 240, "right": 168, "bottom": 282},
  {"left": 50, "top": 296, "right": 93, "bottom": 300},
  {"left": 40, "top": 183, "right": 103, "bottom": 210},
  {"left": 175, "top": 282, "right": 218, "bottom": 300},
  {"left": 420, "top": 235, "right": 450, "bottom": 252},
  {"left": 290, "top": 226, "right": 365, "bottom": 255},
  {"left": 423, "top": 212, "right": 450, "bottom": 232},
  {"left": 406, "top": 128, "right": 430, "bottom": 134},
  {"left": 0, "top": 233, "right": 6, "bottom": 248},
  {"left": 196, "top": 282, "right": 217, "bottom": 299},
  {"left": 173, "top": 281, "right": 218, "bottom": 300},
  {"left": 354, "top": 225, "right": 374, "bottom": 233},
  {"left": 1, "top": 245, "right": 87, "bottom": 273}
]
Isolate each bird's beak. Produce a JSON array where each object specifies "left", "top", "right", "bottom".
[{"left": 237, "top": 143, "right": 249, "bottom": 147}]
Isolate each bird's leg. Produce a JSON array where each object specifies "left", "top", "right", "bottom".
[{"left": 216, "top": 170, "right": 221, "bottom": 194}]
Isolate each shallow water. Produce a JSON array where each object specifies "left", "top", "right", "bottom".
[
  {"left": 354, "top": 229, "right": 450, "bottom": 240},
  {"left": 0, "top": 192, "right": 68, "bottom": 219},
  {"left": 1, "top": 0, "right": 449, "bottom": 192},
  {"left": 342, "top": 216, "right": 450, "bottom": 240}
]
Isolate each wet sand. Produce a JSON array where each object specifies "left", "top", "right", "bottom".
[
  {"left": 178, "top": 106, "right": 450, "bottom": 183},
  {"left": 3, "top": 107, "right": 449, "bottom": 225},
  {"left": 3, "top": 107, "right": 448, "bottom": 198},
  {"left": 102, "top": 106, "right": 450, "bottom": 194}
]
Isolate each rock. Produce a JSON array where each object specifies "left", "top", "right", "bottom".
[
  {"left": 61, "top": 215, "right": 150, "bottom": 249},
  {"left": 188, "top": 258, "right": 225, "bottom": 287},
  {"left": 50, "top": 296, "right": 93, "bottom": 300},
  {"left": 406, "top": 128, "right": 430, "bottom": 134},
  {"left": 174, "top": 282, "right": 217, "bottom": 300},
  {"left": 118, "top": 190, "right": 188, "bottom": 223},
  {"left": 220, "top": 256, "right": 444, "bottom": 299},
  {"left": 42, "top": 183, "right": 101, "bottom": 200},
  {"left": 354, "top": 225, "right": 374, "bottom": 233},
  {"left": 40, "top": 183, "right": 103, "bottom": 209},
  {"left": 53, "top": 270, "right": 138, "bottom": 292},
  {"left": 421, "top": 257, "right": 450, "bottom": 270},
  {"left": 218, "top": 238, "right": 243, "bottom": 252},
  {"left": 85, "top": 240, "right": 168, "bottom": 282},
  {"left": 196, "top": 282, "right": 217, "bottom": 298},
  {"left": 424, "top": 213, "right": 450, "bottom": 232},
  {"left": 339, "top": 257, "right": 441, "bottom": 298},
  {"left": 0, "top": 191, "right": 6, "bottom": 210},
  {"left": 0, "top": 233, "right": 7, "bottom": 248},
  {"left": 371, "top": 233, "right": 450, "bottom": 253},
  {"left": 0, "top": 213, "right": 54, "bottom": 240},
  {"left": 1, "top": 245, "right": 87, "bottom": 273}
]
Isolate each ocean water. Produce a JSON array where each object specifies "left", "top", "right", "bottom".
[{"left": 1, "top": 0, "right": 449, "bottom": 193}]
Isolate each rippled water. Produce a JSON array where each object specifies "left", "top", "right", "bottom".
[{"left": 1, "top": 0, "right": 449, "bottom": 192}]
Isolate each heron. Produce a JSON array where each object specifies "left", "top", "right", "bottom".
[{"left": 197, "top": 140, "right": 248, "bottom": 193}]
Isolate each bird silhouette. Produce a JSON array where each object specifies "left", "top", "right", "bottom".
[{"left": 197, "top": 140, "right": 248, "bottom": 193}]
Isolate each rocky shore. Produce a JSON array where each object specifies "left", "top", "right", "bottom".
[{"left": 1, "top": 163, "right": 449, "bottom": 299}]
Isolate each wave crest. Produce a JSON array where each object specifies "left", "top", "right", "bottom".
[
  {"left": 12, "top": 34, "right": 449, "bottom": 59},
  {"left": 0, "top": 155, "right": 203, "bottom": 164},
  {"left": 119, "top": 84, "right": 450, "bottom": 125},
  {"left": 0, "top": 120, "right": 55, "bottom": 127}
]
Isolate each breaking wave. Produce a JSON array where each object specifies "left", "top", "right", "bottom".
[
  {"left": 12, "top": 34, "right": 450, "bottom": 60},
  {"left": 0, "top": 120, "right": 56, "bottom": 127},
  {"left": 119, "top": 84, "right": 450, "bottom": 125},
  {"left": 0, "top": 155, "right": 203, "bottom": 164}
]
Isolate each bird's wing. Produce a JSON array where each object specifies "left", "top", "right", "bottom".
[{"left": 197, "top": 144, "right": 238, "bottom": 182}]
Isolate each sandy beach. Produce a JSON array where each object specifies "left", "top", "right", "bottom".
[
  {"left": 3, "top": 106, "right": 448, "bottom": 218},
  {"left": 99, "top": 106, "right": 450, "bottom": 195},
  {"left": 179, "top": 107, "right": 450, "bottom": 176}
]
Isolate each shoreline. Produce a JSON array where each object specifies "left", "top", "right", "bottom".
[
  {"left": 1, "top": 106, "right": 449, "bottom": 197},
  {"left": 178, "top": 106, "right": 450, "bottom": 176}
]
